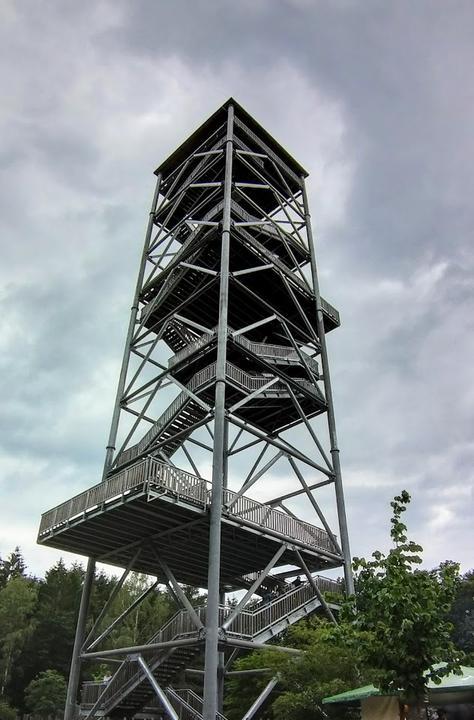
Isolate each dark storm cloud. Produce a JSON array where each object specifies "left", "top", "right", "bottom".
[
  {"left": 106, "top": 0, "right": 474, "bottom": 269},
  {"left": 0, "top": 0, "right": 472, "bottom": 573}
]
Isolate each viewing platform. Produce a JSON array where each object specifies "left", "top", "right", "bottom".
[{"left": 37, "top": 457, "right": 342, "bottom": 587}]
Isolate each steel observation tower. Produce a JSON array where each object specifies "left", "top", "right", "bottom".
[{"left": 37, "top": 98, "right": 353, "bottom": 720}]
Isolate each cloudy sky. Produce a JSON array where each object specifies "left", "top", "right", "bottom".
[{"left": 1, "top": 0, "right": 473, "bottom": 578}]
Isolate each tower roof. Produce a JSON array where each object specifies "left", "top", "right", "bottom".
[{"left": 154, "top": 97, "right": 308, "bottom": 179}]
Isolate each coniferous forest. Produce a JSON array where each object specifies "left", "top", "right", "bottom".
[{"left": 0, "top": 549, "right": 203, "bottom": 718}]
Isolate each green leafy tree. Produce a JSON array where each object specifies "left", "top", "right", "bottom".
[
  {"left": 0, "top": 701, "right": 16, "bottom": 720},
  {"left": 0, "top": 575, "right": 38, "bottom": 695},
  {"left": 25, "top": 670, "right": 67, "bottom": 718},
  {"left": 225, "top": 619, "right": 373, "bottom": 720},
  {"left": 348, "top": 491, "right": 462, "bottom": 706}
]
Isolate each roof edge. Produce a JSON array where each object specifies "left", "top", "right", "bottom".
[{"left": 154, "top": 96, "right": 308, "bottom": 179}]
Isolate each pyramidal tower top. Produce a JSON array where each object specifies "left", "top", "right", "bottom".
[{"left": 38, "top": 99, "right": 353, "bottom": 720}]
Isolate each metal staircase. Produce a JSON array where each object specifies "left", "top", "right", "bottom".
[
  {"left": 165, "top": 688, "right": 228, "bottom": 720},
  {"left": 80, "top": 577, "right": 340, "bottom": 718},
  {"left": 115, "top": 334, "right": 324, "bottom": 470}
]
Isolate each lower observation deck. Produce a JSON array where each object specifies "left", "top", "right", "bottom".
[{"left": 37, "top": 458, "right": 342, "bottom": 587}]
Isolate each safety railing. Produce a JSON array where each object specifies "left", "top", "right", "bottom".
[
  {"left": 168, "top": 331, "right": 216, "bottom": 367},
  {"left": 232, "top": 334, "right": 319, "bottom": 375},
  {"left": 90, "top": 601, "right": 212, "bottom": 713},
  {"left": 116, "top": 363, "right": 216, "bottom": 467},
  {"left": 116, "top": 358, "right": 323, "bottom": 468},
  {"left": 224, "top": 577, "right": 342, "bottom": 638},
  {"left": 80, "top": 680, "right": 108, "bottom": 708},
  {"left": 81, "top": 577, "right": 340, "bottom": 712},
  {"left": 222, "top": 487, "right": 331, "bottom": 552},
  {"left": 38, "top": 459, "right": 150, "bottom": 536},
  {"left": 166, "top": 688, "right": 228, "bottom": 720},
  {"left": 169, "top": 326, "right": 319, "bottom": 377},
  {"left": 38, "top": 458, "right": 207, "bottom": 537},
  {"left": 40, "top": 454, "right": 333, "bottom": 554}
]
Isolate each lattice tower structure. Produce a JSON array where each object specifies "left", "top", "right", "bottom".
[{"left": 37, "top": 98, "right": 353, "bottom": 720}]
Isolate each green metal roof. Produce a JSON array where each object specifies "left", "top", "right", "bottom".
[
  {"left": 323, "top": 666, "right": 474, "bottom": 705},
  {"left": 323, "top": 684, "right": 382, "bottom": 704}
]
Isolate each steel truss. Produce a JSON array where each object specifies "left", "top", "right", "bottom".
[{"left": 38, "top": 98, "right": 353, "bottom": 720}]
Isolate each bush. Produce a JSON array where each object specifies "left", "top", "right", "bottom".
[
  {"left": 0, "top": 701, "right": 17, "bottom": 720},
  {"left": 25, "top": 670, "right": 67, "bottom": 718}
]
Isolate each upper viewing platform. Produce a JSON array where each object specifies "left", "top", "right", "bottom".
[{"left": 155, "top": 97, "right": 308, "bottom": 185}]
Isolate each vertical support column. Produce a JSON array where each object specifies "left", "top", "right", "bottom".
[
  {"left": 217, "top": 590, "right": 226, "bottom": 715},
  {"left": 203, "top": 104, "right": 234, "bottom": 720},
  {"left": 217, "top": 419, "right": 230, "bottom": 714},
  {"left": 64, "top": 561, "right": 95, "bottom": 720},
  {"left": 301, "top": 178, "right": 355, "bottom": 596},
  {"left": 103, "top": 173, "right": 162, "bottom": 475},
  {"left": 63, "top": 176, "right": 162, "bottom": 720}
]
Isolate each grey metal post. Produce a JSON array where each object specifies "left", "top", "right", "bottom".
[
  {"left": 217, "top": 590, "right": 225, "bottom": 716},
  {"left": 103, "top": 173, "right": 162, "bottom": 475},
  {"left": 203, "top": 103, "right": 234, "bottom": 720},
  {"left": 218, "top": 419, "right": 229, "bottom": 715},
  {"left": 301, "top": 178, "right": 354, "bottom": 595},
  {"left": 136, "top": 655, "right": 179, "bottom": 720},
  {"left": 64, "top": 558, "right": 95, "bottom": 720},
  {"left": 294, "top": 549, "right": 337, "bottom": 624},
  {"left": 241, "top": 677, "right": 278, "bottom": 720},
  {"left": 64, "top": 176, "right": 162, "bottom": 720}
]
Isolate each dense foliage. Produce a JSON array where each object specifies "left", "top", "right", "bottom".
[
  {"left": 24, "top": 671, "right": 67, "bottom": 718},
  {"left": 347, "top": 491, "right": 463, "bottom": 702},
  {"left": 0, "top": 550, "right": 193, "bottom": 715},
  {"left": 0, "top": 492, "right": 471, "bottom": 718},
  {"left": 225, "top": 492, "right": 470, "bottom": 719},
  {"left": 225, "top": 620, "right": 375, "bottom": 720}
]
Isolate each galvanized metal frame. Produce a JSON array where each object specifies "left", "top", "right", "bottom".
[{"left": 46, "top": 99, "right": 353, "bottom": 720}]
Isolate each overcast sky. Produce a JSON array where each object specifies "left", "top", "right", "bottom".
[{"left": 1, "top": 0, "right": 473, "bottom": 578}]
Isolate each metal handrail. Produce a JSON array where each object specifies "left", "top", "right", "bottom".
[
  {"left": 117, "top": 362, "right": 216, "bottom": 466},
  {"left": 38, "top": 458, "right": 207, "bottom": 537},
  {"left": 92, "top": 608, "right": 204, "bottom": 712},
  {"left": 81, "top": 577, "right": 339, "bottom": 711},
  {"left": 222, "top": 487, "right": 330, "bottom": 551},
  {"left": 233, "top": 333, "right": 318, "bottom": 374},
  {"left": 168, "top": 330, "right": 216, "bottom": 367},
  {"left": 166, "top": 688, "right": 228, "bottom": 720},
  {"left": 116, "top": 358, "right": 323, "bottom": 468},
  {"left": 39, "top": 456, "right": 334, "bottom": 553}
]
